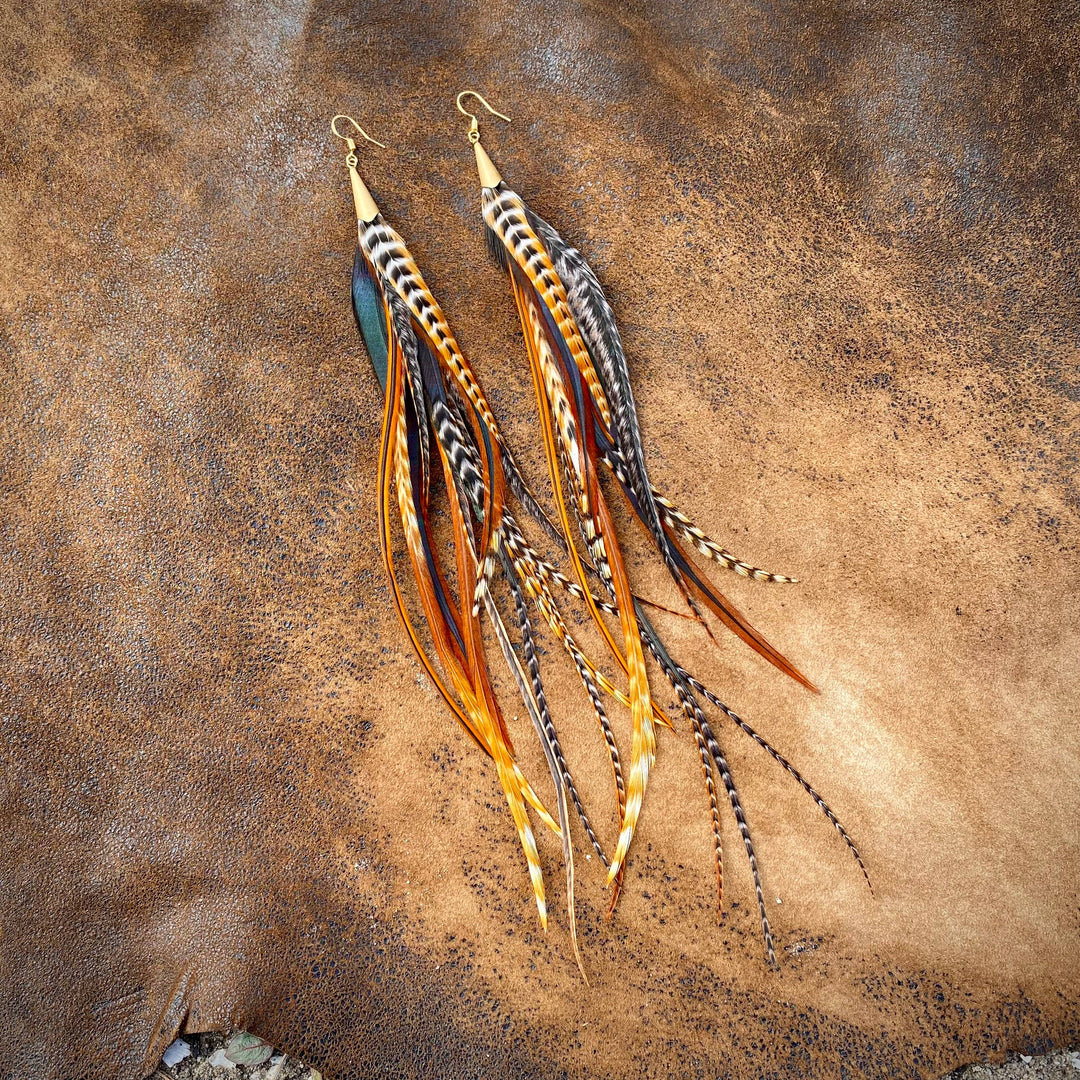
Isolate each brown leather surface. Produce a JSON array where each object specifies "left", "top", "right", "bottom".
[{"left": 2, "top": 2, "right": 1078, "bottom": 1078}]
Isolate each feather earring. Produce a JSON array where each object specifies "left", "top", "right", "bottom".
[
  {"left": 455, "top": 93, "right": 871, "bottom": 962},
  {"left": 333, "top": 115, "right": 662, "bottom": 978}
]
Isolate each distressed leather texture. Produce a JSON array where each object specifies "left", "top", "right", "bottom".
[{"left": 1, "top": 2, "right": 1078, "bottom": 1078}]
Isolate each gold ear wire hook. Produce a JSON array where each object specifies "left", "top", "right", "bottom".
[
  {"left": 330, "top": 114, "right": 387, "bottom": 167},
  {"left": 455, "top": 91, "right": 511, "bottom": 145},
  {"left": 330, "top": 114, "right": 385, "bottom": 224}
]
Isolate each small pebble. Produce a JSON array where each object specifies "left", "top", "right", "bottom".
[
  {"left": 208, "top": 1047, "right": 238, "bottom": 1069},
  {"left": 162, "top": 1039, "right": 191, "bottom": 1067}
]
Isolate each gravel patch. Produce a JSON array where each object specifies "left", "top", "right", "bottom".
[
  {"left": 148, "top": 1033, "right": 1080, "bottom": 1080},
  {"left": 945, "top": 1051, "right": 1080, "bottom": 1080},
  {"left": 148, "top": 1033, "right": 319, "bottom": 1080}
]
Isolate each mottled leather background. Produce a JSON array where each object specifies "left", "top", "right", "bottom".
[{"left": 1, "top": 1, "right": 1078, "bottom": 1078}]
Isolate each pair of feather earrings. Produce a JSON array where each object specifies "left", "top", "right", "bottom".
[{"left": 333, "top": 92, "right": 869, "bottom": 976}]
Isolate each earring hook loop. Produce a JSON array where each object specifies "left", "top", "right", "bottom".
[
  {"left": 330, "top": 115, "right": 387, "bottom": 167},
  {"left": 455, "top": 91, "right": 511, "bottom": 144}
]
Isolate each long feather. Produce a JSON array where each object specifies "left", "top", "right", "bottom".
[
  {"left": 504, "top": 250, "right": 656, "bottom": 882},
  {"left": 601, "top": 446, "right": 797, "bottom": 583}
]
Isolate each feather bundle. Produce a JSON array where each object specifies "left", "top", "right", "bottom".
[
  {"left": 343, "top": 139, "right": 868, "bottom": 969},
  {"left": 479, "top": 177, "right": 870, "bottom": 961},
  {"left": 352, "top": 211, "right": 677, "bottom": 975}
]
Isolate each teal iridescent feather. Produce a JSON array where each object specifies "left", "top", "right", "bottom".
[{"left": 352, "top": 245, "right": 388, "bottom": 391}]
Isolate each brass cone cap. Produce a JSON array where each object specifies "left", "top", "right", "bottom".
[
  {"left": 350, "top": 168, "right": 379, "bottom": 223},
  {"left": 473, "top": 140, "right": 502, "bottom": 188}
]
